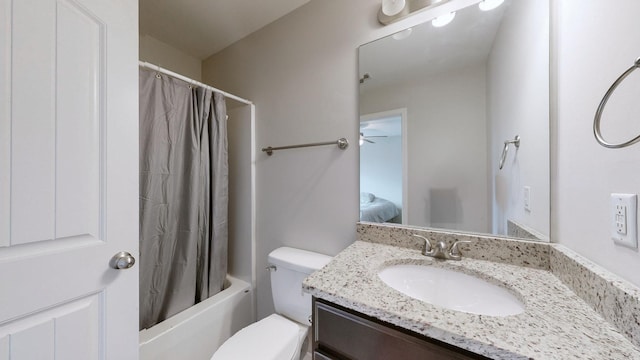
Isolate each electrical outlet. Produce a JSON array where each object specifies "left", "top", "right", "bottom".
[
  {"left": 523, "top": 186, "right": 531, "bottom": 212},
  {"left": 611, "top": 193, "right": 638, "bottom": 249},
  {"left": 615, "top": 204, "right": 627, "bottom": 235}
]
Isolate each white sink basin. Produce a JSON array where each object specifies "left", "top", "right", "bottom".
[{"left": 378, "top": 264, "right": 525, "bottom": 316}]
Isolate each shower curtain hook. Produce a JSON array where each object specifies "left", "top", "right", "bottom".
[{"left": 155, "top": 64, "right": 162, "bottom": 79}]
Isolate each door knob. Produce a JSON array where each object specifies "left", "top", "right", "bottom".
[{"left": 110, "top": 251, "right": 136, "bottom": 270}]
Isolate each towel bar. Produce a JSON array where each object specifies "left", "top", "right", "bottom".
[{"left": 262, "top": 138, "right": 349, "bottom": 156}]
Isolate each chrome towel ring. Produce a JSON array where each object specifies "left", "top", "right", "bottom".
[
  {"left": 499, "top": 135, "right": 520, "bottom": 170},
  {"left": 593, "top": 57, "right": 640, "bottom": 149}
]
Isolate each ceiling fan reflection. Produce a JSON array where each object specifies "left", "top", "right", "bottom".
[{"left": 360, "top": 132, "right": 388, "bottom": 144}]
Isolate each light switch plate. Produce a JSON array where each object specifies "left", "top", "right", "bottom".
[{"left": 611, "top": 193, "right": 638, "bottom": 249}]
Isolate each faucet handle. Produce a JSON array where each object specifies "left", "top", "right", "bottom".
[
  {"left": 412, "top": 234, "right": 435, "bottom": 256},
  {"left": 448, "top": 240, "right": 472, "bottom": 260}
]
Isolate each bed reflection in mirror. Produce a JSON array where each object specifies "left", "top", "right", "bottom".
[{"left": 359, "top": 192, "right": 401, "bottom": 223}]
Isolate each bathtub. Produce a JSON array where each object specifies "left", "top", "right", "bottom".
[{"left": 139, "top": 276, "right": 254, "bottom": 360}]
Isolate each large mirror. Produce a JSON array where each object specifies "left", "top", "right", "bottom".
[{"left": 358, "top": 0, "right": 550, "bottom": 241}]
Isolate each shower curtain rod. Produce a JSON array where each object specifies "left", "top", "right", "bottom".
[{"left": 139, "top": 61, "right": 253, "bottom": 106}]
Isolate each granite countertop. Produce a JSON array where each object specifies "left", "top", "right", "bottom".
[{"left": 303, "top": 240, "right": 640, "bottom": 359}]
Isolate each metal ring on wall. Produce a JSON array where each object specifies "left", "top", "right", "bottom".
[
  {"left": 593, "top": 57, "right": 640, "bottom": 149},
  {"left": 499, "top": 135, "right": 520, "bottom": 170}
]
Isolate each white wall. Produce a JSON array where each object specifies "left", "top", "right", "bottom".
[
  {"left": 487, "top": 0, "right": 550, "bottom": 239},
  {"left": 361, "top": 65, "right": 489, "bottom": 232},
  {"left": 139, "top": 34, "right": 202, "bottom": 81},
  {"left": 202, "top": 0, "right": 478, "bottom": 319},
  {"left": 227, "top": 104, "right": 254, "bottom": 286},
  {"left": 553, "top": 0, "right": 640, "bottom": 287},
  {"left": 203, "top": 0, "right": 640, "bottom": 318}
]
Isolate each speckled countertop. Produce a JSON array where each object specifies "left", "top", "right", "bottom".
[{"left": 303, "top": 240, "right": 640, "bottom": 359}]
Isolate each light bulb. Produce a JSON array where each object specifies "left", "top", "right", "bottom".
[
  {"left": 478, "top": 0, "right": 504, "bottom": 11},
  {"left": 432, "top": 12, "right": 456, "bottom": 27},
  {"left": 381, "top": 0, "right": 406, "bottom": 16},
  {"left": 392, "top": 28, "right": 413, "bottom": 40}
]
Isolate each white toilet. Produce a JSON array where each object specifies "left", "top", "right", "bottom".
[{"left": 211, "top": 247, "right": 332, "bottom": 360}]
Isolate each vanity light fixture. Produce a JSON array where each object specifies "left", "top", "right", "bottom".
[
  {"left": 431, "top": 11, "right": 456, "bottom": 27},
  {"left": 381, "top": 0, "right": 406, "bottom": 16},
  {"left": 378, "top": 0, "right": 450, "bottom": 25},
  {"left": 478, "top": 0, "right": 504, "bottom": 11}
]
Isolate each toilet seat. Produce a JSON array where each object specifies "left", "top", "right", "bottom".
[{"left": 211, "top": 314, "right": 308, "bottom": 360}]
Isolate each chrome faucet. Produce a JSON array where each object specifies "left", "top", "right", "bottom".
[{"left": 412, "top": 234, "right": 472, "bottom": 261}]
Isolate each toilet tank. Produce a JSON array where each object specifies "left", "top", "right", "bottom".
[{"left": 268, "top": 247, "right": 332, "bottom": 326}]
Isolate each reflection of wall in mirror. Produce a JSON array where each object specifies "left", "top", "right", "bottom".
[
  {"left": 429, "top": 188, "right": 463, "bottom": 230},
  {"left": 488, "top": 0, "right": 550, "bottom": 240},
  {"left": 361, "top": 64, "right": 490, "bottom": 233}
]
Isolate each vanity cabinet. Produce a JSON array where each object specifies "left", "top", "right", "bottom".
[{"left": 312, "top": 298, "right": 489, "bottom": 360}]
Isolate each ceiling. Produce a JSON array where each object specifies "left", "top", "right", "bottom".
[
  {"left": 359, "top": 1, "right": 508, "bottom": 93},
  {"left": 139, "top": 0, "right": 311, "bottom": 59}
]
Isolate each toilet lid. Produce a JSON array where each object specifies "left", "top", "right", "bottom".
[{"left": 211, "top": 314, "right": 302, "bottom": 360}]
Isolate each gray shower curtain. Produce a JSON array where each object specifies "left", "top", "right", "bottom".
[{"left": 139, "top": 69, "right": 228, "bottom": 330}]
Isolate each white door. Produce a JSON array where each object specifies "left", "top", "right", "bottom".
[{"left": 0, "top": 0, "right": 139, "bottom": 359}]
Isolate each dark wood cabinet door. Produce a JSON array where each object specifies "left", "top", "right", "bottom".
[{"left": 312, "top": 298, "right": 489, "bottom": 360}]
